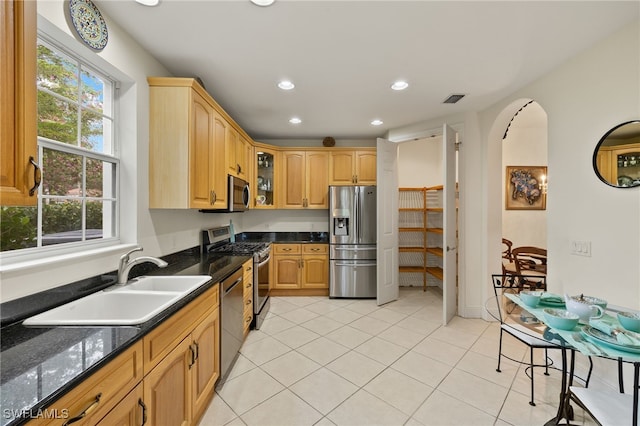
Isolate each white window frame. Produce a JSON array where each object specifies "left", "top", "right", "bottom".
[{"left": 0, "top": 22, "right": 125, "bottom": 270}]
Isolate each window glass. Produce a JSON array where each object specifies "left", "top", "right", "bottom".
[{"left": 0, "top": 38, "right": 119, "bottom": 254}]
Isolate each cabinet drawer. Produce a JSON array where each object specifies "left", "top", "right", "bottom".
[
  {"left": 33, "top": 341, "right": 144, "bottom": 426},
  {"left": 242, "top": 259, "right": 253, "bottom": 280},
  {"left": 143, "top": 284, "right": 218, "bottom": 374},
  {"left": 274, "top": 244, "right": 301, "bottom": 254},
  {"left": 302, "top": 244, "right": 328, "bottom": 254}
]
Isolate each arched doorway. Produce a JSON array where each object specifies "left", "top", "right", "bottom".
[
  {"left": 483, "top": 99, "right": 549, "bottom": 321},
  {"left": 501, "top": 101, "right": 548, "bottom": 249}
]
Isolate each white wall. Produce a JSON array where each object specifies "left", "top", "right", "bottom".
[
  {"left": 398, "top": 137, "right": 443, "bottom": 188},
  {"left": 501, "top": 102, "right": 548, "bottom": 248}
]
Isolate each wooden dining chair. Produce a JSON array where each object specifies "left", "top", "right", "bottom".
[
  {"left": 511, "top": 246, "right": 547, "bottom": 290},
  {"left": 501, "top": 238, "right": 516, "bottom": 283}
]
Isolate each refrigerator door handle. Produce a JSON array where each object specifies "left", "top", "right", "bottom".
[
  {"left": 354, "top": 186, "right": 360, "bottom": 243},
  {"left": 334, "top": 262, "right": 377, "bottom": 267},
  {"left": 335, "top": 247, "right": 375, "bottom": 251}
]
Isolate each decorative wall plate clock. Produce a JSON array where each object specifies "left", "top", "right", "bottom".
[{"left": 67, "top": 0, "right": 109, "bottom": 51}]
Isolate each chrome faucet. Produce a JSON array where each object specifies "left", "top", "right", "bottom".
[{"left": 117, "top": 247, "right": 168, "bottom": 284}]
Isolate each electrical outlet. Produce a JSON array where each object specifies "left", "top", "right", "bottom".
[{"left": 571, "top": 240, "right": 591, "bottom": 257}]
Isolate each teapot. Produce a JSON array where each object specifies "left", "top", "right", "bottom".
[{"left": 564, "top": 294, "right": 606, "bottom": 323}]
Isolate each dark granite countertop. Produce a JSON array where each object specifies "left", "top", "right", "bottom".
[
  {"left": 0, "top": 247, "right": 250, "bottom": 426},
  {"left": 237, "top": 231, "right": 328, "bottom": 244}
]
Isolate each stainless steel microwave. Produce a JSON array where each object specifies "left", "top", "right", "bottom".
[
  {"left": 228, "top": 175, "right": 250, "bottom": 212},
  {"left": 199, "top": 175, "right": 249, "bottom": 213}
]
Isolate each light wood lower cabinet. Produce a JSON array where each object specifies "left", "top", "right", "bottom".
[
  {"left": 93, "top": 383, "right": 145, "bottom": 426},
  {"left": 29, "top": 341, "right": 144, "bottom": 426},
  {"left": 29, "top": 284, "right": 220, "bottom": 426},
  {"left": 272, "top": 244, "right": 328, "bottom": 293},
  {"left": 143, "top": 285, "right": 220, "bottom": 426},
  {"left": 242, "top": 259, "right": 254, "bottom": 337},
  {"left": 143, "top": 336, "right": 192, "bottom": 426}
]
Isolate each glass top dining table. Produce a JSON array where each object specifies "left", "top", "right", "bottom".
[{"left": 503, "top": 293, "right": 640, "bottom": 425}]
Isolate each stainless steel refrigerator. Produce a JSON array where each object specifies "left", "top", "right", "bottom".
[{"left": 329, "top": 185, "right": 377, "bottom": 298}]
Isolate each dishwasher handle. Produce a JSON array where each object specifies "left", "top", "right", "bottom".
[{"left": 223, "top": 276, "right": 243, "bottom": 295}]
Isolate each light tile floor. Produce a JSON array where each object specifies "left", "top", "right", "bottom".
[{"left": 199, "top": 287, "right": 597, "bottom": 426}]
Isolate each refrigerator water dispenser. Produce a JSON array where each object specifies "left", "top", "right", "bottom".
[{"left": 333, "top": 217, "right": 349, "bottom": 236}]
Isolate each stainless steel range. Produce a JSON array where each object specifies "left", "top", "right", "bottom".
[{"left": 202, "top": 226, "right": 271, "bottom": 330}]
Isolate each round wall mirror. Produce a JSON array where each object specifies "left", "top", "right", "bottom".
[{"left": 593, "top": 120, "right": 640, "bottom": 188}]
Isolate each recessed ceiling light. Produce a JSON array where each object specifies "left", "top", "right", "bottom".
[
  {"left": 391, "top": 81, "right": 409, "bottom": 91},
  {"left": 251, "top": 0, "right": 275, "bottom": 6},
  {"left": 371, "top": 119, "right": 384, "bottom": 126},
  {"left": 135, "top": 0, "right": 160, "bottom": 6},
  {"left": 278, "top": 80, "right": 295, "bottom": 90},
  {"left": 289, "top": 117, "right": 302, "bottom": 124}
]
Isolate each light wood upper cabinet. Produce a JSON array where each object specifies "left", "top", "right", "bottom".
[
  {"left": 329, "top": 149, "right": 376, "bottom": 185},
  {"left": 226, "top": 128, "right": 251, "bottom": 181},
  {"left": 254, "top": 146, "right": 278, "bottom": 208},
  {"left": 1, "top": 0, "right": 38, "bottom": 206},
  {"left": 355, "top": 150, "right": 377, "bottom": 184},
  {"left": 281, "top": 151, "right": 329, "bottom": 209},
  {"left": 148, "top": 78, "right": 227, "bottom": 209}
]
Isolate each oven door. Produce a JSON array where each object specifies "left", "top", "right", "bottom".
[{"left": 253, "top": 251, "right": 271, "bottom": 329}]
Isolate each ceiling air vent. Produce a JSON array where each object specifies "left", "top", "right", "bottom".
[{"left": 443, "top": 94, "right": 465, "bottom": 104}]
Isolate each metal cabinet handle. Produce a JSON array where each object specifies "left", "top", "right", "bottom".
[
  {"left": 246, "top": 316, "right": 252, "bottom": 324},
  {"left": 355, "top": 175, "right": 358, "bottom": 183},
  {"left": 245, "top": 281, "right": 252, "bottom": 288},
  {"left": 310, "top": 248, "right": 320, "bottom": 252},
  {"left": 138, "top": 398, "right": 147, "bottom": 426},
  {"left": 246, "top": 299, "right": 252, "bottom": 305},
  {"left": 63, "top": 393, "right": 102, "bottom": 425},
  {"left": 246, "top": 266, "right": 252, "bottom": 272},
  {"left": 188, "top": 343, "right": 196, "bottom": 369},
  {"left": 282, "top": 248, "right": 292, "bottom": 252},
  {"left": 210, "top": 190, "right": 217, "bottom": 205},
  {"left": 28, "top": 156, "right": 41, "bottom": 196}
]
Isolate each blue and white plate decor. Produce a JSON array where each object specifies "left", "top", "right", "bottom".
[{"left": 67, "top": 0, "right": 108, "bottom": 51}]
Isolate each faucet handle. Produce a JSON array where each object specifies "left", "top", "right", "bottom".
[{"left": 120, "top": 246, "right": 143, "bottom": 264}]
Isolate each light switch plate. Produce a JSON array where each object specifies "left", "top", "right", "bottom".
[{"left": 571, "top": 240, "right": 591, "bottom": 257}]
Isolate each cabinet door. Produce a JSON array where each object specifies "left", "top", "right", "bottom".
[
  {"left": 226, "top": 126, "right": 239, "bottom": 177},
  {"left": 1, "top": 0, "right": 38, "bottom": 206},
  {"left": 355, "top": 151, "right": 377, "bottom": 184},
  {"left": 189, "top": 91, "right": 215, "bottom": 209},
  {"left": 94, "top": 383, "right": 144, "bottom": 426},
  {"left": 191, "top": 308, "right": 219, "bottom": 423},
  {"left": 273, "top": 256, "right": 301, "bottom": 289},
  {"left": 329, "top": 151, "right": 356, "bottom": 185},
  {"left": 255, "top": 148, "right": 277, "bottom": 208},
  {"left": 282, "top": 151, "right": 305, "bottom": 208},
  {"left": 305, "top": 151, "right": 329, "bottom": 208},
  {"left": 302, "top": 255, "right": 328, "bottom": 289},
  {"left": 237, "top": 135, "right": 249, "bottom": 180},
  {"left": 143, "top": 337, "right": 192, "bottom": 426},
  {"left": 210, "top": 113, "right": 228, "bottom": 209}
]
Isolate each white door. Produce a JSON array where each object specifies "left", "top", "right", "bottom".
[
  {"left": 443, "top": 124, "right": 458, "bottom": 324},
  {"left": 376, "top": 137, "right": 399, "bottom": 306}
]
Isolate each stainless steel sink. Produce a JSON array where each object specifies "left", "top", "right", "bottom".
[{"left": 23, "top": 275, "right": 211, "bottom": 326}]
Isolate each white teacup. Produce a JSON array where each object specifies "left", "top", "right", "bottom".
[{"left": 256, "top": 195, "right": 266, "bottom": 205}]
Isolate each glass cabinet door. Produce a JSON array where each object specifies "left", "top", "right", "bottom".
[{"left": 255, "top": 149, "right": 276, "bottom": 207}]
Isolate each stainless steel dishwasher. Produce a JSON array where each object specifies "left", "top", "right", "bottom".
[{"left": 218, "top": 267, "right": 244, "bottom": 386}]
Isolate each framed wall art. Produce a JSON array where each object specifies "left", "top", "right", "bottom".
[{"left": 505, "top": 166, "right": 547, "bottom": 210}]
